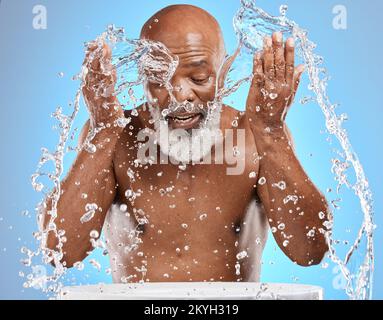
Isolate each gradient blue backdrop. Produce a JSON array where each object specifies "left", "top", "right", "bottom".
[{"left": 0, "top": 0, "right": 381, "bottom": 299}]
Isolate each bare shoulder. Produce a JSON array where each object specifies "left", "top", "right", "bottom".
[
  {"left": 114, "top": 105, "right": 148, "bottom": 152},
  {"left": 220, "top": 104, "right": 250, "bottom": 131},
  {"left": 221, "top": 104, "right": 241, "bottom": 118}
]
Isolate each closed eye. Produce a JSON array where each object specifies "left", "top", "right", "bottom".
[{"left": 191, "top": 76, "right": 210, "bottom": 84}]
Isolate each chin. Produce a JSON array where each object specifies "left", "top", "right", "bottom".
[{"left": 148, "top": 101, "right": 222, "bottom": 164}]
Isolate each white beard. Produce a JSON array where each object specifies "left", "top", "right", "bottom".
[{"left": 148, "top": 102, "right": 223, "bottom": 164}]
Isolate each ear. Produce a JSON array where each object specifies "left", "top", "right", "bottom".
[{"left": 217, "top": 46, "right": 241, "bottom": 90}]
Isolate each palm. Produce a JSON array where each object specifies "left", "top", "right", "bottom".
[{"left": 246, "top": 32, "right": 304, "bottom": 126}]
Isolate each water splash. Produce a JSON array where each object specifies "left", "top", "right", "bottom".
[
  {"left": 22, "top": 25, "right": 182, "bottom": 297},
  {"left": 22, "top": 2, "right": 375, "bottom": 300},
  {"left": 233, "top": 0, "right": 375, "bottom": 300}
]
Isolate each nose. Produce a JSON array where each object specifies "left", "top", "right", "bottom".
[{"left": 171, "top": 78, "right": 196, "bottom": 103}]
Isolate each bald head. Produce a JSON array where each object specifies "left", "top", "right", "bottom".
[
  {"left": 140, "top": 5, "right": 225, "bottom": 59},
  {"left": 141, "top": 5, "right": 229, "bottom": 122}
]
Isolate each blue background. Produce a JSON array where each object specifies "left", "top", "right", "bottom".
[{"left": 0, "top": 0, "right": 381, "bottom": 299}]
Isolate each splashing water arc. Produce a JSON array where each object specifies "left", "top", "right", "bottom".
[
  {"left": 232, "top": 0, "right": 374, "bottom": 300},
  {"left": 23, "top": 0, "right": 375, "bottom": 300}
]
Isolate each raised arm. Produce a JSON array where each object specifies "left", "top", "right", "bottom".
[
  {"left": 42, "top": 41, "right": 124, "bottom": 267},
  {"left": 246, "top": 32, "right": 332, "bottom": 266}
]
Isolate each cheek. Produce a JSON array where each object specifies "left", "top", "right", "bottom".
[
  {"left": 194, "top": 83, "right": 217, "bottom": 102},
  {"left": 146, "top": 83, "right": 170, "bottom": 106}
]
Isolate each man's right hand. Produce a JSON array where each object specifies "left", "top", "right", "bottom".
[{"left": 82, "top": 40, "right": 123, "bottom": 129}]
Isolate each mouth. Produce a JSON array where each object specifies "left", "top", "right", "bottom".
[{"left": 166, "top": 112, "right": 203, "bottom": 129}]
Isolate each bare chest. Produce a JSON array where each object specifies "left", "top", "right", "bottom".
[{"left": 112, "top": 128, "right": 260, "bottom": 239}]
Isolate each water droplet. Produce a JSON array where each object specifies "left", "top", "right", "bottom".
[
  {"left": 90, "top": 230, "right": 99, "bottom": 238},
  {"left": 279, "top": 4, "right": 288, "bottom": 16},
  {"left": 131, "top": 108, "right": 138, "bottom": 117},
  {"left": 331, "top": 198, "right": 342, "bottom": 209},
  {"left": 283, "top": 195, "right": 298, "bottom": 205},
  {"left": 249, "top": 171, "right": 257, "bottom": 178},
  {"left": 307, "top": 229, "right": 315, "bottom": 237},
  {"left": 272, "top": 181, "right": 286, "bottom": 190},
  {"left": 125, "top": 189, "right": 134, "bottom": 198},
  {"left": 119, "top": 203, "right": 128, "bottom": 212},
  {"left": 21, "top": 210, "right": 30, "bottom": 217},
  {"left": 235, "top": 262, "right": 241, "bottom": 275},
  {"left": 80, "top": 203, "right": 98, "bottom": 223},
  {"left": 116, "top": 117, "right": 131, "bottom": 128},
  {"left": 89, "top": 259, "right": 101, "bottom": 271},
  {"left": 269, "top": 92, "right": 278, "bottom": 100},
  {"left": 236, "top": 250, "right": 248, "bottom": 260},
  {"left": 300, "top": 96, "right": 315, "bottom": 105},
  {"left": 258, "top": 177, "right": 266, "bottom": 185},
  {"left": 85, "top": 143, "right": 97, "bottom": 153},
  {"left": 73, "top": 261, "right": 84, "bottom": 271},
  {"left": 277, "top": 223, "right": 285, "bottom": 230},
  {"left": 178, "top": 164, "right": 187, "bottom": 171}
]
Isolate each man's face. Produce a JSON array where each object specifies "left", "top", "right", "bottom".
[
  {"left": 143, "top": 32, "right": 224, "bottom": 131},
  {"left": 140, "top": 12, "right": 227, "bottom": 163}
]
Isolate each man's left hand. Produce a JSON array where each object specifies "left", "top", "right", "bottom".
[{"left": 246, "top": 32, "right": 305, "bottom": 130}]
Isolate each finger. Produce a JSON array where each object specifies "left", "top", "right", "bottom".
[
  {"left": 111, "top": 68, "right": 117, "bottom": 84},
  {"left": 102, "top": 42, "right": 113, "bottom": 63},
  {"left": 87, "top": 41, "right": 98, "bottom": 51},
  {"left": 293, "top": 64, "right": 305, "bottom": 94},
  {"left": 247, "top": 52, "right": 264, "bottom": 108},
  {"left": 83, "top": 41, "right": 98, "bottom": 64},
  {"left": 101, "top": 42, "right": 115, "bottom": 76},
  {"left": 263, "top": 36, "right": 275, "bottom": 80},
  {"left": 252, "top": 51, "right": 264, "bottom": 85},
  {"left": 273, "top": 32, "right": 285, "bottom": 81},
  {"left": 287, "top": 64, "right": 305, "bottom": 106},
  {"left": 285, "top": 38, "right": 295, "bottom": 86},
  {"left": 85, "top": 40, "right": 105, "bottom": 72},
  {"left": 90, "top": 47, "right": 101, "bottom": 71}
]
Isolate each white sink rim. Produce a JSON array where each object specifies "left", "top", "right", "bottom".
[{"left": 59, "top": 282, "right": 324, "bottom": 300}]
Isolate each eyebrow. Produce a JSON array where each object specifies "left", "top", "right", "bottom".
[{"left": 184, "top": 60, "right": 209, "bottom": 68}]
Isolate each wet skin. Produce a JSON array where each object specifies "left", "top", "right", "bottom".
[{"left": 44, "top": 5, "right": 331, "bottom": 282}]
